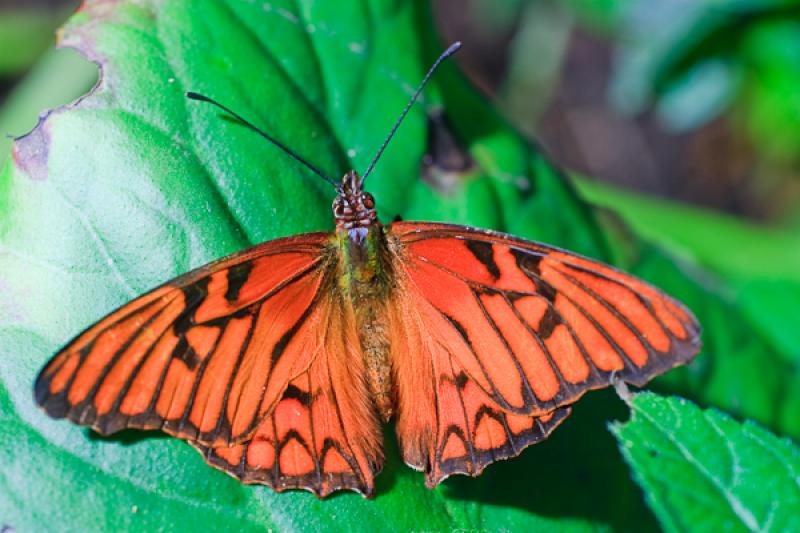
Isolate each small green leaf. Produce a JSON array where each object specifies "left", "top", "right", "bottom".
[
  {"left": 0, "top": 6, "right": 75, "bottom": 75},
  {"left": 612, "top": 392, "right": 800, "bottom": 533}
]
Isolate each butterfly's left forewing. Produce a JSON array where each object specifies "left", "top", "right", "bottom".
[{"left": 35, "top": 233, "right": 339, "bottom": 448}]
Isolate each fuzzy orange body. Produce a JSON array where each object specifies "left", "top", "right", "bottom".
[{"left": 35, "top": 171, "right": 701, "bottom": 497}]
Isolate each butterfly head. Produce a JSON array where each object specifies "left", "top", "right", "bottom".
[{"left": 333, "top": 170, "right": 378, "bottom": 230}]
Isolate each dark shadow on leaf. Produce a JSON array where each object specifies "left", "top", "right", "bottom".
[
  {"left": 86, "top": 427, "right": 170, "bottom": 445},
  {"left": 374, "top": 426, "right": 403, "bottom": 497}
]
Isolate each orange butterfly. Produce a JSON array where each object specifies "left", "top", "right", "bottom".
[{"left": 34, "top": 42, "right": 700, "bottom": 497}]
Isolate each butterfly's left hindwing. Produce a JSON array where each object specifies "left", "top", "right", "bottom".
[
  {"left": 34, "top": 233, "right": 339, "bottom": 448},
  {"left": 195, "top": 296, "right": 384, "bottom": 497}
]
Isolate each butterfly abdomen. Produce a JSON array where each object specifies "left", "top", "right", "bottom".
[
  {"left": 335, "top": 222, "right": 397, "bottom": 422},
  {"left": 356, "top": 301, "right": 394, "bottom": 421}
]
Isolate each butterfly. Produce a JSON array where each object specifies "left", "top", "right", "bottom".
[{"left": 34, "top": 42, "right": 701, "bottom": 498}]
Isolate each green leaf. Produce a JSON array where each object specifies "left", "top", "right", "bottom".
[
  {"left": 0, "top": 1, "right": 613, "bottom": 531},
  {"left": 611, "top": 392, "right": 800, "bottom": 533},
  {"left": 605, "top": 0, "right": 800, "bottom": 161},
  {"left": 739, "top": 19, "right": 800, "bottom": 162}
]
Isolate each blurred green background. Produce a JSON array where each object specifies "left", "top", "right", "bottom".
[
  {"left": 4, "top": 0, "right": 800, "bottom": 221},
  {"left": 4, "top": 0, "right": 800, "bottom": 218},
  {"left": 434, "top": 0, "right": 800, "bottom": 223}
]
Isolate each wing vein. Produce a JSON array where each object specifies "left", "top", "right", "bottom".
[
  {"left": 557, "top": 262, "right": 676, "bottom": 342},
  {"left": 563, "top": 269, "right": 656, "bottom": 341},
  {"left": 271, "top": 407, "right": 281, "bottom": 483},
  {"left": 173, "top": 320, "right": 230, "bottom": 438},
  {"left": 305, "top": 370, "right": 323, "bottom": 490},
  {"left": 213, "top": 303, "right": 260, "bottom": 440},
  {"left": 447, "top": 355, "right": 477, "bottom": 472},
  {"left": 557, "top": 269, "right": 656, "bottom": 364},
  {"left": 322, "top": 319, "right": 367, "bottom": 486},
  {"left": 512, "top": 266, "right": 605, "bottom": 384},
  {"left": 497, "top": 412, "right": 518, "bottom": 454},
  {"left": 71, "top": 298, "right": 173, "bottom": 421},
  {"left": 196, "top": 259, "right": 325, "bottom": 328},
  {"left": 244, "top": 280, "right": 326, "bottom": 440},
  {"left": 103, "top": 307, "right": 182, "bottom": 429},
  {"left": 471, "top": 288, "right": 536, "bottom": 405},
  {"left": 499, "top": 292, "right": 573, "bottom": 402}
]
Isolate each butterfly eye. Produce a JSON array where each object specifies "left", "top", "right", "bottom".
[
  {"left": 363, "top": 194, "right": 375, "bottom": 209},
  {"left": 333, "top": 200, "right": 345, "bottom": 217}
]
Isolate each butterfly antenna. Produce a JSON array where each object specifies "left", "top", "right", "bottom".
[
  {"left": 186, "top": 92, "right": 339, "bottom": 188},
  {"left": 360, "top": 41, "right": 462, "bottom": 186}
]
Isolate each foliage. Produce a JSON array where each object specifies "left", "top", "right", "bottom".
[
  {"left": 612, "top": 392, "right": 800, "bottom": 533},
  {"left": 0, "top": 1, "right": 797, "bottom": 532},
  {"left": 0, "top": 5, "right": 76, "bottom": 75},
  {"left": 575, "top": 0, "right": 800, "bottom": 163}
]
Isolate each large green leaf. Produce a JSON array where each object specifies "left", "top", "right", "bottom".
[
  {"left": 0, "top": 1, "right": 609, "bottom": 531},
  {"left": 612, "top": 392, "right": 800, "bottom": 533}
]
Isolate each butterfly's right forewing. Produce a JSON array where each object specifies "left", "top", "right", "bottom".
[{"left": 391, "top": 222, "right": 700, "bottom": 416}]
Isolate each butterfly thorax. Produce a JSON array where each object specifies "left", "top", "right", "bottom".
[
  {"left": 333, "top": 171, "right": 385, "bottom": 286},
  {"left": 333, "top": 171, "right": 395, "bottom": 421}
]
